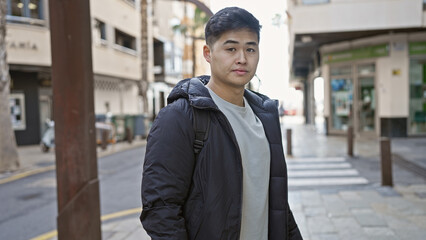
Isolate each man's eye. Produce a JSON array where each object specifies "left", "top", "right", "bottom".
[
  {"left": 247, "top": 48, "right": 256, "bottom": 53},
  {"left": 227, "top": 48, "right": 236, "bottom": 52}
]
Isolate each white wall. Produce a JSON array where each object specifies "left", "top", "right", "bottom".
[
  {"left": 376, "top": 35, "right": 410, "bottom": 118},
  {"left": 94, "top": 81, "right": 141, "bottom": 115},
  {"left": 6, "top": 24, "right": 51, "bottom": 66},
  {"left": 289, "top": 0, "right": 423, "bottom": 34},
  {"left": 91, "top": 0, "right": 142, "bottom": 80}
]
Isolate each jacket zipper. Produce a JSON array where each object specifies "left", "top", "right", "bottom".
[{"left": 216, "top": 111, "right": 244, "bottom": 240}]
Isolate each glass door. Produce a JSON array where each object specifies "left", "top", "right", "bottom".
[
  {"left": 356, "top": 63, "right": 376, "bottom": 135},
  {"left": 358, "top": 77, "right": 375, "bottom": 132}
]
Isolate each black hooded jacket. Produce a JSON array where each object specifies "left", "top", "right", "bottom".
[{"left": 141, "top": 76, "right": 302, "bottom": 240}]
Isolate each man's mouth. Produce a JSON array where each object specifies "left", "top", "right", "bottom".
[{"left": 233, "top": 69, "right": 248, "bottom": 75}]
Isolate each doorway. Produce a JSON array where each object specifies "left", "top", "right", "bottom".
[{"left": 355, "top": 63, "right": 376, "bottom": 137}]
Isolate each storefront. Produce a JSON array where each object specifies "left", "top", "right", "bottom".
[
  {"left": 9, "top": 68, "right": 52, "bottom": 145},
  {"left": 324, "top": 45, "right": 387, "bottom": 137},
  {"left": 408, "top": 42, "right": 426, "bottom": 135}
]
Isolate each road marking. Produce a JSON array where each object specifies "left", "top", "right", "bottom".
[
  {"left": 0, "top": 166, "right": 55, "bottom": 185},
  {"left": 289, "top": 177, "right": 369, "bottom": 186},
  {"left": 287, "top": 157, "right": 369, "bottom": 187},
  {"left": 288, "top": 169, "right": 359, "bottom": 177},
  {"left": 287, "top": 157, "right": 346, "bottom": 163},
  {"left": 101, "top": 207, "right": 141, "bottom": 221},
  {"left": 30, "top": 208, "right": 141, "bottom": 240},
  {"left": 288, "top": 163, "right": 351, "bottom": 170}
]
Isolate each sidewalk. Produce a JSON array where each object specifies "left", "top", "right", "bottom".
[{"left": 283, "top": 116, "right": 426, "bottom": 240}]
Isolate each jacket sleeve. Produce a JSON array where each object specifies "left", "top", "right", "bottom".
[
  {"left": 140, "top": 104, "right": 195, "bottom": 240},
  {"left": 288, "top": 203, "right": 303, "bottom": 239}
]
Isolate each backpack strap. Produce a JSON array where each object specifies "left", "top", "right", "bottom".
[{"left": 192, "top": 107, "right": 210, "bottom": 156}]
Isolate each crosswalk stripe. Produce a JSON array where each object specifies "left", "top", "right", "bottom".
[
  {"left": 287, "top": 157, "right": 345, "bottom": 163},
  {"left": 288, "top": 163, "right": 351, "bottom": 170},
  {"left": 288, "top": 169, "right": 359, "bottom": 177},
  {"left": 289, "top": 177, "right": 369, "bottom": 186},
  {"left": 287, "top": 157, "right": 368, "bottom": 187}
]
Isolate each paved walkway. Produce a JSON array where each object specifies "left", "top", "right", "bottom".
[
  {"left": 3, "top": 116, "right": 426, "bottom": 240},
  {"left": 283, "top": 116, "right": 426, "bottom": 240}
]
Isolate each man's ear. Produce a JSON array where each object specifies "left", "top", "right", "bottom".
[{"left": 203, "top": 45, "right": 211, "bottom": 63}]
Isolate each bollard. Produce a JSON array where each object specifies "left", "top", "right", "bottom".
[
  {"left": 286, "top": 129, "right": 292, "bottom": 156},
  {"left": 380, "top": 137, "right": 393, "bottom": 186},
  {"left": 126, "top": 127, "right": 133, "bottom": 144},
  {"left": 101, "top": 129, "right": 108, "bottom": 151},
  {"left": 347, "top": 126, "right": 354, "bottom": 156}
]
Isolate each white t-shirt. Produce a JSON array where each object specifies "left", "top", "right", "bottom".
[{"left": 207, "top": 87, "right": 270, "bottom": 240}]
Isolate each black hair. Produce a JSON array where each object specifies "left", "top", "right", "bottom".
[{"left": 205, "top": 7, "right": 261, "bottom": 46}]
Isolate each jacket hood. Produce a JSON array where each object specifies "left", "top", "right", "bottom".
[{"left": 167, "top": 75, "right": 277, "bottom": 112}]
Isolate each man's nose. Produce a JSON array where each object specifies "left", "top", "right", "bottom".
[{"left": 236, "top": 50, "right": 247, "bottom": 64}]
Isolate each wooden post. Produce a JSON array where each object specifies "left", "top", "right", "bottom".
[
  {"left": 380, "top": 137, "right": 393, "bottom": 186},
  {"left": 286, "top": 129, "right": 292, "bottom": 156},
  {"left": 101, "top": 130, "right": 108, "bottom": 151},
  {"left": 49, "top": 0, "right": 102, "bottom": 239},
  {"left": 347, "top": 126, "right": 354, "bottom": 157}
]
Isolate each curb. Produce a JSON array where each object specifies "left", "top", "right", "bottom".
[{"left": 0, "top": 140, "right": 147, "bottom": 185}]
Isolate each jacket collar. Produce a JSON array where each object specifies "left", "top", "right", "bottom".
[{"left": 168, "top": 75, "right": 276, "bottom": 112}]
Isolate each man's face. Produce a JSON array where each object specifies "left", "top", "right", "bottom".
[{"left": 204, "top": 29, "right": 259, "bottom": 90}]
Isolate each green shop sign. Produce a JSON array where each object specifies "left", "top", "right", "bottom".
[
  {"left": 409, "top": 42, "right": 426, "bottom": 55},
  {"left": 324, "top": 44, "right": 389, "bottom": 64}
]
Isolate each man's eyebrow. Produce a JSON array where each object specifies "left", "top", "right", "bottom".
[
  {"left": 223, "top": 40, "right": 239, "bottom": 45},
  {"left": 222, "top": 40, "right": 258, "bottom": 46},
  {"left": 246, "top": 41, "right": 258, "bottom": 46}
]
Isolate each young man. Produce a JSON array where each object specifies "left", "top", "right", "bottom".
[{"left": 141, "top": 7, "right": 302, "bottom": 240}]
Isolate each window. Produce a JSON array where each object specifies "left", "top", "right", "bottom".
[
  {"left": 95, "top": 19, "right": 107, "bottom": 41},
  {"left": 302, "top": 0, "right": 329, "bottom": 5},
  {"left": 408, "top": 58, "right": 426, "bottom": 135},
  {"left": 7, "top": 0, "right": 44, "bottom": 24},
  {"left": 115, "top": 29, "right": 136, "bottom": 51},
  {"left": 330, "top": 66, "right": 353, "bottom": 131},
  {"left": 123, "top": 0, "right": 136, "bottom": 7}
]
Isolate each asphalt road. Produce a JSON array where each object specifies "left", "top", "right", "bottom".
[{"left": 0, "top": 146, "right": 146, "bottom": 240}]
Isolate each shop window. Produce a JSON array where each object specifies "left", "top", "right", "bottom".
[
  {"left": 358, "top": 64, "right": 375, "bottom": 76},
  {"left": 7, "top": 0, "right": 44, "bottom": 24},
  {"left": 115, "top": 29, "right": 136, "bottom": 51},
  {"left": 330, "top": 65, "right": 353, "bottom": 131},
  {"left": 331, "top": 65, "right": 352, "bottom": 76},
  {"left": 9, "top": 93, "right": 26, "bottom": 130},
  {"left": 408, "top": 58, "right": 426, "bottom": 135}
]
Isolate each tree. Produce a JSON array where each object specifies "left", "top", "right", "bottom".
[
  {"left": 0, "top": 0, "right": 20, "bottom": 172},
  {"left": 173, "top": 6, "right": 209, "bottom": 77},
  {"left": 139, "top": 0, "right": 149, "bottom": 114}
]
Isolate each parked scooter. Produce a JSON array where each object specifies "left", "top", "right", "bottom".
[
  {"left": 40, "top": 119, "right": 116, "bottom": 152},
  {"left": 40, "top": 119, "right": 55, "bottom": 153}
]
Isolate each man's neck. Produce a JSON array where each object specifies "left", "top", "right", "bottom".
[{"left": 206, "top": 79, "right": 245, "bottom": 107}]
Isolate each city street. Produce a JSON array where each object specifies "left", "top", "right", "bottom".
[
  {"left": 0, "top": 146, "right": 146, "bottom": 240},
  {"left": 0, "top": 117, "right": 425, "bottom": 240}
]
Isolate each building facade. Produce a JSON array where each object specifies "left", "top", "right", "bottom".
[
  {"left": 288, "top": 0, "right": 426, "bottom": 138},
  {"left": 148, "top": 0, "right": 210, "bottom": 120},
  {"left": 6, "top": 0, "right": 149, "bottom": 145}
]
